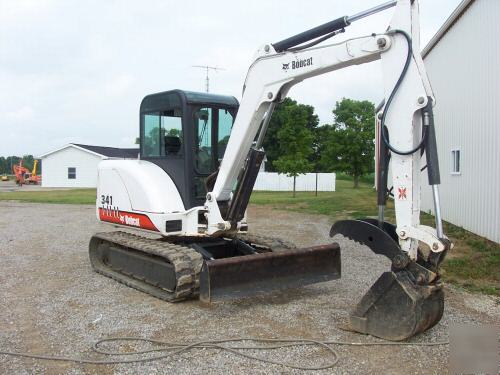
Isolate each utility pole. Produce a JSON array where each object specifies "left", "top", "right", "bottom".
[{"left": 192, "top": 65, "right": 225, "bottom": 92}]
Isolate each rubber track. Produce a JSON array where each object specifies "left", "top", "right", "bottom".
[{"left": 90, "top": 231, "right": 203, "bottom": 302}]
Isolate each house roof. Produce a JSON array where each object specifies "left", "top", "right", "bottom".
[
  {"left": 422, "top": 0, "right": 475, "bottom": 58},
  {"left": 39, "top": 143, "right": 139, "bottom": 159},
  {"left": 72, "top": 144, "right": 139, "bottom": 158}
]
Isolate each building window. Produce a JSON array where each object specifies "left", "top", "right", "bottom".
[
  {"left": 68, "top": 167, "right": 76, "bottom": 179},
  {"left": 451, "top": 150, "right": 460, "bottom": 174}
]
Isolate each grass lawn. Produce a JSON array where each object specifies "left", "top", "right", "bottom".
[
  {"left": 0, "top": 189, "right": 96, "bottom": 205},
  {"left": 250, "top": 176, "right": 499, "bottom": 297}
]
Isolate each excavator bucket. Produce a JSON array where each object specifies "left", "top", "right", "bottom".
[
  {"left": 331, "top": 219, "right": 444, "bottom": 340},
  {"left": 199, "top": 244, "right": 341, "bottom": 302},
  {"left": 349, "top": 269, "right": 444, "bottom": 341}
]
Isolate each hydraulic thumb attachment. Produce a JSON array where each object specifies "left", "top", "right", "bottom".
[{"left": 330, "top": 219, "right": 444, "bottom": 341}]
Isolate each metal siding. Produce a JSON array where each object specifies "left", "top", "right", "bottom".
[
  {"left": 41, "top": 147, "right": 103, "bottom": 188},
  {"left": 421, "top": 0, "right": 500, "bottom": 243}
]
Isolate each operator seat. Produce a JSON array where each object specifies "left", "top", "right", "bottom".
[{"left": 164, "top": 136, "right": 181, "bottom": 155}]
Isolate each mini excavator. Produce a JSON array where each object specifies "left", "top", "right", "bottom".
[{"left": 90, "top": 0, "right": 452, "bottom": 341}]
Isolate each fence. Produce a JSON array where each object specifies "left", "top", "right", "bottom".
[{"left": 254, "top": 172, "right": 336, "bottom": 192}]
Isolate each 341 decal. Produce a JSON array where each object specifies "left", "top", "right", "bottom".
[{"left": 100, "top": 195, "right": 113, "bottom": 206}]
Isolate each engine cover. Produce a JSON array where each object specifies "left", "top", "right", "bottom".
[{"left": 96, "top": 159, "right": 192, "bottom": 235}]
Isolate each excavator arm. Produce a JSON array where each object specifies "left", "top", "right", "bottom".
[
  {"left": 206, "top": 0, "right": 449, "bottom": 257},
  {"left": 203, "top": 0, "right": 451, "bottom": 340}
]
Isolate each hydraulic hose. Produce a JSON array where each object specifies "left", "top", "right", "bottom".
[
  {"left": 0, "top": 335, "right": 448, "bottom": 370},
  {"left": 380, "top": 29, "right": 427, "bottom": 156}
]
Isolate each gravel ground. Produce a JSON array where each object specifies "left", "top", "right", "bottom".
[{"left": 0, "top": 202, "right": 498, "bottom": 374}]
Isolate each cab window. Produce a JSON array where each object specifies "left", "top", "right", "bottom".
[
  {"left": 194, "top": 108, "right": 213, "bottom": 173},
  {"left": 218, "top": 108, "right": 233, "bottom": 160},
  {"left": 142, "top": 109, "right": 183, "bottom": 157},
  {"left": 193, "top": 107, "right": 234, "bottom": 198},
  {"left": 194, "top": 107, "right": 234, "bottom": 174}
]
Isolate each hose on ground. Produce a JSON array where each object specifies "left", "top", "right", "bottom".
[{"left": 0, "top": 335, "right": 448, "bottom": 371}]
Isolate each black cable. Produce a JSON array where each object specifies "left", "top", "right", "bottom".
[
  {"left": 380, "top": 29, "right": 427, "bottom": 155},
  {"left": 287, "top": 29, "right": 345, "bottom": 52},
  {"left": 0, "top": 336, "right": 448, "bottom": 369}
]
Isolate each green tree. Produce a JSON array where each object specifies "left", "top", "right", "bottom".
[
  {"left": 22, "top": 154, "right": 35, "bottom": 172},
  {"left": 263, "top": 98, "right": 318, "bottom": 172},
  {"left": 274, "top": 104, "right": 314, "bottom": 197},
  {"left": 311, "top": 125, "right": 331, "bottom": 172},
  {"left": 0, "top": 157, "right": 6, "bottom": 174},
  {"left": 6, "top": 156, "right": 21, "bottom": 174},
  {"left": 0, "top": 155, "right": 37, "bottom": 174},
  {"left": 319, "top": 98, "right": 375, "bottom": 188}
]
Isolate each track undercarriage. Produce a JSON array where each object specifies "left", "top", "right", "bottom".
[{"left": 89, "top": 231, "right": 341, "bottom": 303}]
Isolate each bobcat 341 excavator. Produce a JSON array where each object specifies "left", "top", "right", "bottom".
[{"left": 90, "top": 0, "right": 452, "bottom": 341}]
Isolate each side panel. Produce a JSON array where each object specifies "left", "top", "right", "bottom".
[
  {"left": 96, "top": 167, "right": 160, "bottom": 231},
  {"left": 421, "top": 0, "right": 500, "bottom": 243},
  {"left": 97, "top": 159, "right": 185, "bottom": 214},
  {"left": 96, "top": 159, "right": 204, "bottom": 235}
]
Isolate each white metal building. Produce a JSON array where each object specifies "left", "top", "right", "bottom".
[
  {"left": 420, "top": 0, "right": 500, "bottom": 243},
  {"left": 39, "top": 144, "right": 138, "bottom": 188}
]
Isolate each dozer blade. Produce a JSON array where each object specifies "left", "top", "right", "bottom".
[
  {"left": 199, "top": 244, "right": 341, "bottom": 303},
  {"left": 330, "top": 219, "right": 444, "bottom": 341}
]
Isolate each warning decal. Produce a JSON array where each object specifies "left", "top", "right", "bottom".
[
  {"left": 397, "top": 187, "right": 408, "bottom": 200},
  {"left": 98, "top": 208, "right": 159, "bottom": 232}
]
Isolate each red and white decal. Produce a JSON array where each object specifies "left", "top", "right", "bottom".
[
  {"left": 397, "top": 186, "right": 408, "bottom": 200},
  {"left": 98, "top": 208, "right": 159, "bottom": 232}
]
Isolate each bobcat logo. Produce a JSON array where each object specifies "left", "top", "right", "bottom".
[{"left": 282, "top": 58, "right": 313, "bottom": 71}]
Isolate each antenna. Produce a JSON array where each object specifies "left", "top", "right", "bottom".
[{"left": 192, "top": 65, "right": 225, "bottom": 92}]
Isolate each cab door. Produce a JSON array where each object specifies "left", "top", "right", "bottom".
[{"left": 192, "top": 107, "right": 235, "bottom": 203}]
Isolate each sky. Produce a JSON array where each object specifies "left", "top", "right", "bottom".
[{"left": 0, "top": 0, "right": 462, "bottom": 156}]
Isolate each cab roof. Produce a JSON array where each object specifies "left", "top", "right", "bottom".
[{"left": 140, "top": 89, "right": 239, "bottom": 113}]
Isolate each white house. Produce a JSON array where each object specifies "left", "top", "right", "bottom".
[
  {"left": 420, "top": 0, "right": 500, "bottom": 243},
  {"left": 39, "top": 144, "right": 138, "bottom": 188}
]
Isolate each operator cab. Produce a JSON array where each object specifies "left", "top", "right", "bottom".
[{"left": 140, "top": 90, "right": 239, "bottom": 209}]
